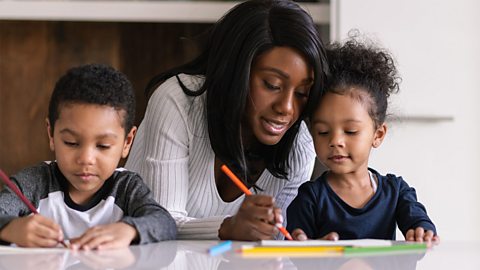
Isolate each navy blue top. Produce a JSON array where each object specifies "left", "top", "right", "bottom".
[{"left": 286, "top": 168, "right": 436, "bottom": 240}]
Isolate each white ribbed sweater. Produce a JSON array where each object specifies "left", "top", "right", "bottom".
[{"left": 126, "top": 74, "right": 316, "bottom": 239}]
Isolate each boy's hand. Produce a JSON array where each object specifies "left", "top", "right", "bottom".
[
  {"left": 291, "top": 228, "right": 339, "bottom": 241},
  {"left": 69, "top": 222, "right": 138, "bottom": 250},
  {"left": 0, "top": 215, "right": 63, "bottom": 247},
  {"left": 406, "top": 227, "right": 440, "bottom": 247}
]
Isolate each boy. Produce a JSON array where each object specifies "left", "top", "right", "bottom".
[{"left": 0, "top": 64, "right": 176, "bottom": 250}]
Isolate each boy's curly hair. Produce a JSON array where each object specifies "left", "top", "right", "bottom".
[
  {"left": 326, "top": 35, "right": 401, "bottom": 127},
  {"left": 48, "top": 64, "right": 135, "bottom": 135}
]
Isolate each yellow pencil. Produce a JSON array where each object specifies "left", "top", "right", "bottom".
[{"left": 240, "top": 245, "right": 344, "bottom": 254}]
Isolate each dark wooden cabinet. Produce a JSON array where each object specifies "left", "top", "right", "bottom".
[{"left": 0, "top": 21, "right": 209, "bottom": 174}]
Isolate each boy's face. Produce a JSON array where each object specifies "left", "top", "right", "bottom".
[
  {"left": 310, "top": 90, "right": 386, "bottom": 175},
  {"left": 46, "top": 103, "right": 136, "bottom": 204}
]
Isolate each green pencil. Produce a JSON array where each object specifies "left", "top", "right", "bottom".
[{"left": 344, "top": 242, "right": 427, "bottom": 255}]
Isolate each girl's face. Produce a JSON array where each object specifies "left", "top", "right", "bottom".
[
  {"left": 310, "top": 90, "right": 386, "bottom": 175},
  {"left": 244, "top": 46, "right": 314, "bottom": 146}
]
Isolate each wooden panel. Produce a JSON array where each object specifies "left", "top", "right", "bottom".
[{"left": 0, "top": 21, "right": 210, "bottom": 175}]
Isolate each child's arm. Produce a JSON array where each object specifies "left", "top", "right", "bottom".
[
  {"left": 405, "top": 227, "right": 440, "bottom": 246},
  {"left": 395, "top": 177, "right": 439, "bottom": 246},
  {"left": 286, "top": 181, "right": 332, "bottom": 240},
  {"left": 69, "top": 222, "right": 137, "bottom": 250},
  {"left": 70, "top": 173, "right": 176, "bottom": 250},
  {"left": 118, "top": 175, "right": 177, "bottom": 244},
  {"left": 0, "top": 215, "right": 64, "bottom": 247},
  {"left": 0, "top": 175, "right": 64, "bottom": 247}
]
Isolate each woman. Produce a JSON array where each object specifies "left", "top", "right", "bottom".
[{"left": 126, "top": 0, "right": 328, "bottom": 240}]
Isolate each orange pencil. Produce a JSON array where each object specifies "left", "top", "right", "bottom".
[{"left": 220, "top": 165, "right": 293, "bottom": 240}]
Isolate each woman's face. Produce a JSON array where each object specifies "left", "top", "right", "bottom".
[{"left": 244, "top": 46, "right": 314, "bottom": 146}]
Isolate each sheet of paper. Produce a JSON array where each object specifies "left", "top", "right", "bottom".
[
  {"left": 0, "top": 245, "right": 67, "bottom": 254},
  {"left": 260, "top": 239, "right": 392, "bottom": 247}
]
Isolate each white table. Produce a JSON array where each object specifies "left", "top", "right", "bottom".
[{"left": 0, "top": 241, "right": 478, "bottom": 269}]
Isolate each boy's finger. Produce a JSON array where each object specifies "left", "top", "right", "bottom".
[
  {"left": 34, "top": 215, "right": 62, "bottom": 232},
  {"left": 35, "top": 222, "right": 63, "bottom": 242}
]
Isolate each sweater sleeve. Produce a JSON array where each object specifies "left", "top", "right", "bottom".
[
  {"left": 394, "top": 176, "right": 437, "bottom": 236},
  {"left": 0, "top": 177, "right": 27, "bottom": 234},
  {"left": 0, "top": 166, "right": 46, "bottom": 244},
  {"left": 120, "top": 174, "right": 177, "bottom": 244},
  {"left": 125, "top": 75, "right": 225, "bottom": 239}
]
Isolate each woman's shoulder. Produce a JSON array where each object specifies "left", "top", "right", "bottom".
[
  {"left": 149, "top": 74, "right": 205, "bottom": 103},
  {"left": 146, "top": 74, "right": 207, "bottom": 122}
]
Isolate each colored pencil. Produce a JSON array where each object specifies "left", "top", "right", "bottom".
[
  {"left": 344, "top": 242, "right": 427, "bottom": 255},
  {"left": 240, "top": 245, "right": 344, "bottom": 254},
  {"left": 208, "top": 240, "right": 233, "bottom": 256},
  {"left": 220, "top": 164, "right": 293, "bottom": 240},
  {"left": 0, "top": 168, "right": 69, "bottom": 248}
]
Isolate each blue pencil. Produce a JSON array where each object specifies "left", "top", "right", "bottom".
[{"left": 208, "top": 240, "right": 233, "bottom": 256}]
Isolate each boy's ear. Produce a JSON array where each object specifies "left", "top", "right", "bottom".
[
  {"left": 122, "top": 126, "right": 137, "bottom": 158},
  {"left": 372, "top": 123, "right": 387, "bottom": 148},
  {"left": 46, "top": 118, "right": 55, "bottom": 152}
]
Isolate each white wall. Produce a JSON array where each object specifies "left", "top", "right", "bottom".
[{"left": 331, "top": 0, "right": 480, "bottom": 241}]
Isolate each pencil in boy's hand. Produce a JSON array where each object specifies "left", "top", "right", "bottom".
[
  {"left": 220, "top": 164, "right": 293, "bottom": 240},
  {"left": 0, "top": 168, "right": 69, "bottom": 248}
]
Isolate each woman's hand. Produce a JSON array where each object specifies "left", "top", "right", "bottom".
[
  {"left": 69, "top": 222, "right": 138, "bottom": 250},
  {"left": 291, "top": 228, "right": 339, "bottom": 241},
  {"left": 219, "top": 194, "right": 281, "bottom": 240},
  {"left": 405, "top": 227, "right": 440, "bottom": 247}
]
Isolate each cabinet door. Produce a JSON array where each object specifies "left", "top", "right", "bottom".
[{"left": 331, "top": 0, "right": 480, "bottom": 241}]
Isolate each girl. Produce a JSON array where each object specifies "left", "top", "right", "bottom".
[{"left": 287, "top": 37, "right": 439, "bottom": 246}]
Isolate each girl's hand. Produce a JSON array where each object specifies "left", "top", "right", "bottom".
[
  {"left": 406, "top": 227, "right": 440, "bottom": 247},
  {"left": 219, "top": 194, "right": 279, "bottom": 240},
  {"left": 69, "top": 222, "right": 137, "bottom": 250},
  {"left": 291, "top": 228, "right": 339, "bottom": 241},
  {"left": 0, "top": 215, "right": 63, "bottom": 247}
]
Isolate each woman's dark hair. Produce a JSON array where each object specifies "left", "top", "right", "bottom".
[
  {"left": 146, "top": 0, "right": 327, "bottom": 181},
  {"left": 325, "top": 36, "right": 400, "bottom": 128},
  {"left": 48, "top": 64, "right": 136, "bottom": 135}
]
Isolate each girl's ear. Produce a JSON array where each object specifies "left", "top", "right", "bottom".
[
  {"left": 46, "top": 118, "right": 55, "bottom": 152},
  {"left": 372, "top": 123, "right": 387, "bottom": 148},
  {"left": 122, "top": 126, "right": 137, "bottom": 158}
]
